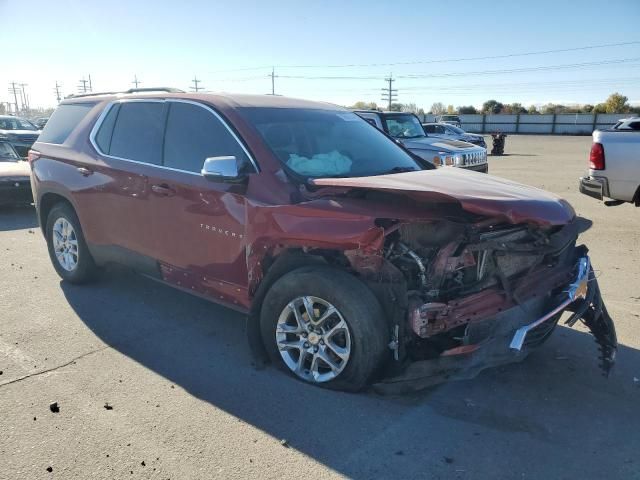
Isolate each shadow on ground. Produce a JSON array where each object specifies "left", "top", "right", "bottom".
[
  {"left": 61, "top": 267, "right": 640, "bottom": 479},
  {"left": 0, "top": 205, "right": 37, "bottom": 231},
  {"left": 489, "top": 153, "right": 538, "bottom": 157}
]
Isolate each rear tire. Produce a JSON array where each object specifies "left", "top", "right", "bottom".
[
  {"left": 260, "top": 267, "right": 389, "bottom": 392},
  {"left": 45, "top": 203, "right": 98, "bottom": 284}
]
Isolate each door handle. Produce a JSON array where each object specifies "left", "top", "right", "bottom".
[
  {"left": 77, "top": 167, "right": 93, "bottom": 176},
  {"left": 151, "top": 184, "right": 176, "bottom": 197}
]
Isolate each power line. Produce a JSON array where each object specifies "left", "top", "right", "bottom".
[
  {"left": 398, "top": 57, "right": 640, "bottom": 79},
  {"left": 273, "top": 57, "right": 640, "bottom": 81},
  {"left": 206, "top": 40, "right": 640, "bottom": 73},
  {"left": 400, "top": 77, "right": 640, "bottom": 92}
]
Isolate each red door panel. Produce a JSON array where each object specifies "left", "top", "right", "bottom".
[{"left": 147, "top": 168, "right": 250, "bottom": 310}]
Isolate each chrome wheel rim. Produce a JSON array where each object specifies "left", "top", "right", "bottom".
[
  {"left": 276, "top": 296, "right": 351, "bottom": 383},
  {"left": 52, "top": 218, "right": 79, "bottom": 272}
]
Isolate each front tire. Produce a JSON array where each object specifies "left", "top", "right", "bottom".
[
  {"left": 260, "top": 267, "right": 389, "bottom": 392},
  {"left": 45, "top": 203, "right": 98, "bottom": 284}
]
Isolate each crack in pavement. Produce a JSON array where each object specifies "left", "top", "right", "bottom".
[{"left": 0, "top": 345, "right": 111, "bottom": 388}]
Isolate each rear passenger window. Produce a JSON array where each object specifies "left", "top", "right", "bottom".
[
  {"left": 38, "top": 103, "right": 95, "bottom": 144},
  {"left": 163, "top": 102, "right": 250, "bottom": 173},
  {"left": 94, "top": 104, "right": 120, "bottom": 153},
  {"left": 109, "top": 102, "right": 165, "bottom": 164}
]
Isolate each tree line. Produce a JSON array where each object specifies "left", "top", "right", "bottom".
[{"left": 350, "top": 93, "right": 639, "bottom": 116}]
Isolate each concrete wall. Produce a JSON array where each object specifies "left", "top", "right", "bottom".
[{"left": 420, "top": 113, "right": 631, "bottom": 135}]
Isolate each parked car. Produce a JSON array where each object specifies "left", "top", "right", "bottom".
[
  {"left": 34, "top": 117, "right": 50, "bottom": 129},
  {"left": 0, "top": 115, "right": 41, "bottom": 157},
  {"left": 422, "top": 122, "right": 486, "bottom": 148},
  {"left": 435, "top": 114, "right": 462, "bottom": 127},
  {"left": 579, "top": 117, "right": 640, "bottom": 206},
  {"left": 30, "top": 90, "right": 616, "bottom": 393},
  {"left": 0, "top": 141, "right": 32, "bottom": 205},
  {"left": 354, "top": 110, "right": 487, "bottom": 172}
]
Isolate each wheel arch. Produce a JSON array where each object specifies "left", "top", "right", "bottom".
[
  {"left": 246, "top": 249, "right": 330, "bottom": 365},
  {"left": 38, "top": 192, "right": 75, "bottom": 235},
  {"left": 246, "top": 247, "right": 404, "bottom": 366}
]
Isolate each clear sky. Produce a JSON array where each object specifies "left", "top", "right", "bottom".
[{"left": 2, "top": 0, "right": 639, "bottom": 110}]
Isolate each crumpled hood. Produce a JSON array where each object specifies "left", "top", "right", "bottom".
[
  {"left": 0, "top": 161, "right": 31, "bottom": 180},
  {"left": 312, "top": 167, "right": 575, "bottom": 226},
  {"left": 401, "top": 136, "right": 480, "bottom": 152}
]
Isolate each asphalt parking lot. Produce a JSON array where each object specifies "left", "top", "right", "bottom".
[{"left": 1, "top": 135, "right": 638, "bottom": 480}]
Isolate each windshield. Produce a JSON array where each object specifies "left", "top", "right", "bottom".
[
  {"left": 446, "top": 125, "right": 466, "bottom": 134},
  {"left": 0, "top": 142, "right": 19, "bottom": 160},
  {"left": 0, "top": 117, "right": 38, "bottom": 131},
  {"left": 238, "top": 108, "right": 421, "bottom": 178},
  {"left": 384, "top": 114, "right": 426, "bottom": 139}
]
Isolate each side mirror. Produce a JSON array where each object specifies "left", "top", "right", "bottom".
[{"left": 201, "top": 156, "right": 244, "bottom": 182}]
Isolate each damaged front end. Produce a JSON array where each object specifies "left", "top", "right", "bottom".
[{"left": 372, "top": 216, "right": 617, "bottom": 394}]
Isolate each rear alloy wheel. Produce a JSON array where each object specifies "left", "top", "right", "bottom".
[
  {"left": 46, "top": 203, "right": 98, "bottom": 284},
  {"left": 260, "top": 267, "right": 389, "bottom": 392},
  {"left": 51, "top": 217, "right": 79, "bottom": 272}
]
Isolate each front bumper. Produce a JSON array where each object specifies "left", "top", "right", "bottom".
[
  {"left": 461, "top": 163, "right": 488, "bottom": 173},
  {"left": 579, "top": 175, "right": 608, "bottom": 201},
  {"left": 374, "top": 254, "right": 617, "bottom": 394}
]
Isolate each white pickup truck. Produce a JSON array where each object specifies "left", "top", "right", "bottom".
[{"left": 579, "top": 117, "right": 640, "bottom": 206}]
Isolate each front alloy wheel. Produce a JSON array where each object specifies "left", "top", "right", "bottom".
[
  {"left": 260, "top": 267, "right": 389, "bottom": 392},
  {"left": 276, "top": 296, "right": 351, "bottom": 383}
]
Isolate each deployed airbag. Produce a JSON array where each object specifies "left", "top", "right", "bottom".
[{"left": 287, "top": 150, "right": 352, "bottom": 176}]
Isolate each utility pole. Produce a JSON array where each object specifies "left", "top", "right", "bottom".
[
  {"left": 132, "top": 74, "right": 141, "bottom": 89},
  {"left": 78, "top": 77, "right": 89, "bottom": 94},
  {"left": 19, "top": 83, "right": 29, "bottom": 111},
  {"left": 9, "top": 82, "right": 20, "bottom": 113},
  {"left": 190, "top": 76, "right": 203, "bottom": 92},
  {"left": 381, "top": 73, "right": 398, "bottom": 110},
  {"left": 88, "top": 74, "right": 93, "bottom": 92},
  {"left": 54, "top": 82, "right": 62, "bottom": 103},
  {"left": 269, "top": 67, "right": 276, "bottom": 95}
]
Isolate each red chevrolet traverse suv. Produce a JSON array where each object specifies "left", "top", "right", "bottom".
[{"left": 29, "top": 89, "right": 617, "bottom": 392}]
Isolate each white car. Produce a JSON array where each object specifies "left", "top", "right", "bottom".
[
  {"left": 0, "top": 115, "right": 41, "bottom": 158},
  {"left": 579, "top": 117, "right": 640, "bottom": 206},
  {"left": 0, "top": 141, "right": 32, "bottom": 205},
  {"left": 422, "top": 123, "right": 487, "bottom": 149}
]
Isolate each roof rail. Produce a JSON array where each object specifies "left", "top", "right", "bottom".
[
  {"left": 66, "top": 87, "right": 185, "bottom": 99},
  {"left": 124, "top": 87, "right": 185, "bottom": 94}
]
